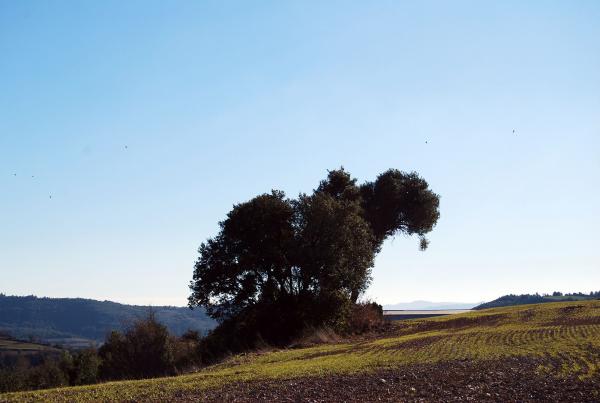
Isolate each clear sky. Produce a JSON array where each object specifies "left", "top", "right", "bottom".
[{"left": 1, "top": 1, "right": 599, "bottom": 306}]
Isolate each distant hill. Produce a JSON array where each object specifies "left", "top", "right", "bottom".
[
  {"left": 0, "top": 294, "right": 216, "bottom": 348},
  {"left": 383, "top": 301, "right": 480, "bottom": 310},
  {"left": 474, "top": 292, "right": 600, "bottom": 310}
]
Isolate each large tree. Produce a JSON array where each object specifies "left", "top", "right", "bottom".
[{"left": 189, "top": 168, "right": 439, "bottom": 346}]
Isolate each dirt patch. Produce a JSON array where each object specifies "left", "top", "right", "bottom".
[
  {"left": 548, "top": 316, "right": 600, "bottom": 327},
  {"left": 562, "top": 305, "right": 586, "bottom": 313},
  {"left": 169, "top": 357, "right": 600, "bottom": 402},
  {"left": 382, "top": 334, "right": 447, "bottom": 351},
  {"left": 544, "top": 305, "right": 600, "bottom": 326},
  {"left": 518, "top": 309, "right": 536, "bottom": 321}
]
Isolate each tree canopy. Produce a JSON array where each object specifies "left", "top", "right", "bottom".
[{"left": 189, "top": 168, "right": 440, "bottom": 345}]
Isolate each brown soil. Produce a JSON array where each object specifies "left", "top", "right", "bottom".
[
  {"left": 549, "top": 316, "right": 600, "bottom": 326},
  {"left": 170, "top": 357, "right": 600, "bottom": 402},
  {"left": 381, "top": 334, "right": 447, "bottom": 352}
]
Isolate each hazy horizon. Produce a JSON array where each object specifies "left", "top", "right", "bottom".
[
  {"left": 2, "top": 292, "right": 484, "bottom": 309},
  {"left": 2, "top": 1, "right": 599, "bottom": 307},
  {"left": 0, "top": 286, "right": 593, "bottom": 309}
]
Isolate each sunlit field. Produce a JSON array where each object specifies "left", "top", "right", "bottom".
[{"left": 3, "top": 300, "right": 599, "bottom": 402}]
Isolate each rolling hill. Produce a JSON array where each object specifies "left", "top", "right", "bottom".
[
  {"left": 2, "top": 300, "right": 599, "bottom": 402},
  {"left": 474, "top": 292, "right": 600, "bottom": 310},
  {"left": 0, "top": 295, "right": 215, "bottom": 348}
]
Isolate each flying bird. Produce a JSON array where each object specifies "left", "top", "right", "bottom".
[{"left": 513, "top": 129, "right": 516, "bottom": 134}]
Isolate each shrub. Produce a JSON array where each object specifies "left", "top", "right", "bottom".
[
  {"left": 99, "top": 313, "right": 175, "bottom": 380},
  {"left": 71, "top": 348, "right": 100, "bottom": 385},
  {"left": 173, "top": 330, "right": 202, "bottom": 371},
  {"left": 25, "top": 358, "right": 69, "bottom": 391},
  {"left": 347, "top": 301, "right": 384, "bottom": 334}
]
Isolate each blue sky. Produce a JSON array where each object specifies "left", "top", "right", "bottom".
[{"left": 1, "top": 1, "right": 599, "bottom": 306}]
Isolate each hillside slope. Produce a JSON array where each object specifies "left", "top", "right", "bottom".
[
  {"left": 2, "top": 300, "right": 599, "bottom": 402},
  {"left": 474, "top": 292, "right": 599, "bottom": 310},
  {"left": 0, "top": 295, "right": 215, "bottom": 347},
  {"left": 0, "top": 336, "right": 64, "bottom": 370}
]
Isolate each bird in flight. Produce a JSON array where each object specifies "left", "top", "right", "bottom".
[
  {"left": 513, "top": 129, "right": 516, "bottom": 134},
  {"left": 49, "top": 195, "right": 52, "bottom": 199},
  {"left": 125, "top": 145, "right": 128, "bottom": 149}
]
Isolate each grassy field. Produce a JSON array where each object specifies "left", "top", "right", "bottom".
[
  {"left": 2, "top": 300, "right": 600, "bottom": 402},
  {"left": 0, "top": 338, "right": 59, "bottom": 353},
  {"left": 0, "top": 339, "right": 41, "bottom": 352}
]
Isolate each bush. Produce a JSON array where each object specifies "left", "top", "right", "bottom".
[
  {"left": 0, "top": 320, "right": 203, "bottom": 393},
  {"left": 347, "top": 301, "right": 384, "bottom": 334},
  {"left": 0, "top": 348, "right": 102, "bottom": 393},
  {"left": 0, "top": 368, "right": 27, "bottom": 393},
  {"left": 71, "top": 348, "right": 100, "bottom": 385},
  {"left": 99, "top": 313, "right": 175, "bottom": 380},
  {"left": 173, "top": 330, "right": 202, "bottom": 370},
  {"left": 26, "top": 359, "right": 68, "bottom": 390},
  {"left": 197, "top": 300, "right": 384, "bottom": 364}
]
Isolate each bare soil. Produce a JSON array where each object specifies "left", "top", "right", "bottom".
[{"left": 172, "top": 357, "right": 600, "bottom": 402}]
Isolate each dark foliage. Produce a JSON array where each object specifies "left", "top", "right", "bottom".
[
  {"left": 475, "top": 294, "right": 547, "bottom": 310},
  {"left": 0, "top": 318, "right": 204, "bottom": 393},
  {"left": 172, "top": 330, "right": 202, "bottom": 371},
  {"left": 189, "top": 168, "right": 440, "bottom": 359},
  {"left": 0, "top": 349, "right": 99, "bottom": 393},
  {"left": 68, "top": 348, "right": 101, "bottom": 385},
  {"left": 98, "top": 313, "right": 176, "bottom": 380},
  {"left": 359, "top": 170, "right": 439, "bottom": 248},
  {"left": 96, "top": 313, "right": 204, "bottom": 381}
]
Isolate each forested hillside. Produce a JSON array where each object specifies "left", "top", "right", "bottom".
[
  {"left": 474, "top": 291, "right": 600, "bottom": 310},
  {"left": 0, "top": 295, "right": 215, "bottom": 347}
]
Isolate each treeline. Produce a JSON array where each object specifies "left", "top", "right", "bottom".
[
  {"left": 1, "top": 303, "right": 384, "bottom": 394},
  {"left": 0, "top": 348, "right": 100, "bottom": 393},
  {"left": 474, "top": 291, "right": 600, "bottom": 310},
  {"left": 0, "top": 314, "right": 202, "bottom": 394}
]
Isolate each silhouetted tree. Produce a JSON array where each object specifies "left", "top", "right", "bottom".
[
  {"left": 70, "top": 348, "right": 100, "bottom": 385},
  {"left": 99, "top": 313, "right": 175, "bottom": 380},
  {"left": 189, "top": 168, "right": 440, "bottom": 352}
]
